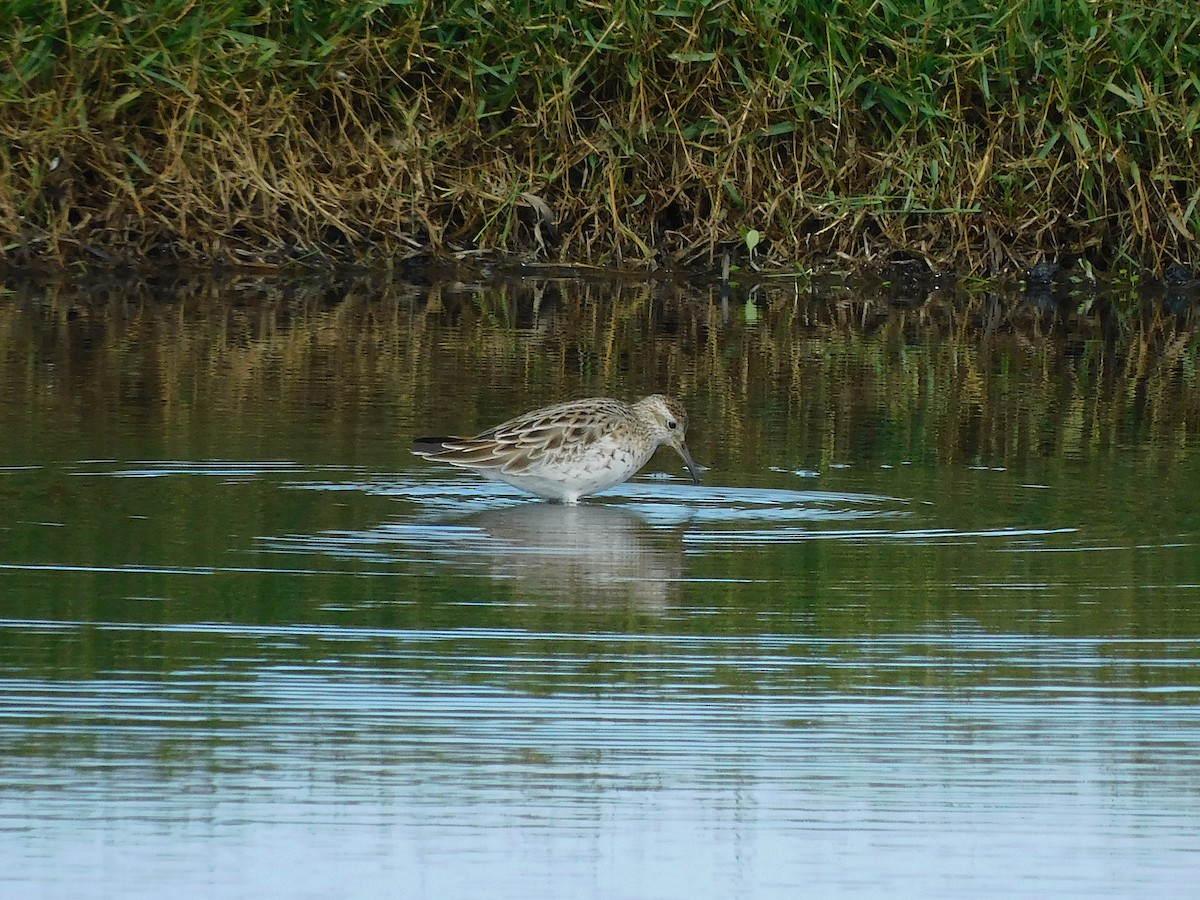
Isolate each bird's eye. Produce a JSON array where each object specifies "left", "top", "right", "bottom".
[{"left": 667, "top": 420, "right": 677, "bottom": 430}]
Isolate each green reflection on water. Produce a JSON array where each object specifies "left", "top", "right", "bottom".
[
  {"left": 0, "top": 272, "right": 1197, "bottom": 651},
  {"left": 1, "top": 274, "right": 1199, "bottom": 900}
]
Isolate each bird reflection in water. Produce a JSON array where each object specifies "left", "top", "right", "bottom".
[{"left": 462, "top": 503, "right": 684, "bottom": 610}]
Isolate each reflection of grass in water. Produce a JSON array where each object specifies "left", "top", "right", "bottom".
[
  {"left": 4, "top": 281, "right": 1198, "bottom": 703},
  {"left": 4, "top": 267, "right": 1199, "bottom": 661},
  {"left": 2, "top": 274, "right": 1198, "bottom": 471}
]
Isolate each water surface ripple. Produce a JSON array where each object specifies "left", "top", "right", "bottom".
[
  {"left": 2, "top": 278, "right": 1199, "bottom": 899},
  {"left": 2, "top": 618, "right": 1198, "bottom": 900}
]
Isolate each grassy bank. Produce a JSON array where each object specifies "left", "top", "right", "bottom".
[{"left": 2, "top": 0, "right": 1199, "bottom": 273}]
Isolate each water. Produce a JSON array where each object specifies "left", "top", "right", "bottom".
[{"left": 1, "top": 273, "right": 1199, "bottom": 898}]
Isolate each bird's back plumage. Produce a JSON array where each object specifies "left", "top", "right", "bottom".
[{"left": 412, "top": 395, "right": 699, "bottom": 502}]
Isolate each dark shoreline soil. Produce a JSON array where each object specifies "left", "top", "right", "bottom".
[{"left": 4, "top": 254, "right": 1197, "bottom": 334}]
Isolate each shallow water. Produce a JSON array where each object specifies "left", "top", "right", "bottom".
[{"left": 1, "top": 274, "right": 1199, "bottom": 898}]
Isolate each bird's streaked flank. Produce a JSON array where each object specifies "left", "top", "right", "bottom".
[{"left": 412, "top": 395, "right": 701, "bottom": 503}]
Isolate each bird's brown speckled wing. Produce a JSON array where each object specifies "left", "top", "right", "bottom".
[{"left": 413, "top": 398, "right": 634, "bottom": 474}]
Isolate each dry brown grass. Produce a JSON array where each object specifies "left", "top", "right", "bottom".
[{"left": 3, "top": 1, "right": 1199, "bottom": 275}]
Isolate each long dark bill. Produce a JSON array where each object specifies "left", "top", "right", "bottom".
[{"left": 675, "top": 441, "right": 702, "bottom": 484}]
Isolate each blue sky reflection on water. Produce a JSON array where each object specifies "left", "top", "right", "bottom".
[{"left": 2, "top": 611, "right": 1199, "bottom": 899}]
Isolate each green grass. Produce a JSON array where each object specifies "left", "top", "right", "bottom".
[{"left": 2, "top": 0, "right": 1199, "bottom": 272}]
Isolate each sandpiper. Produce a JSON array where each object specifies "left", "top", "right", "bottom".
[{"left": 412, "top": 394, "right": 701, "bottom": 503}]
